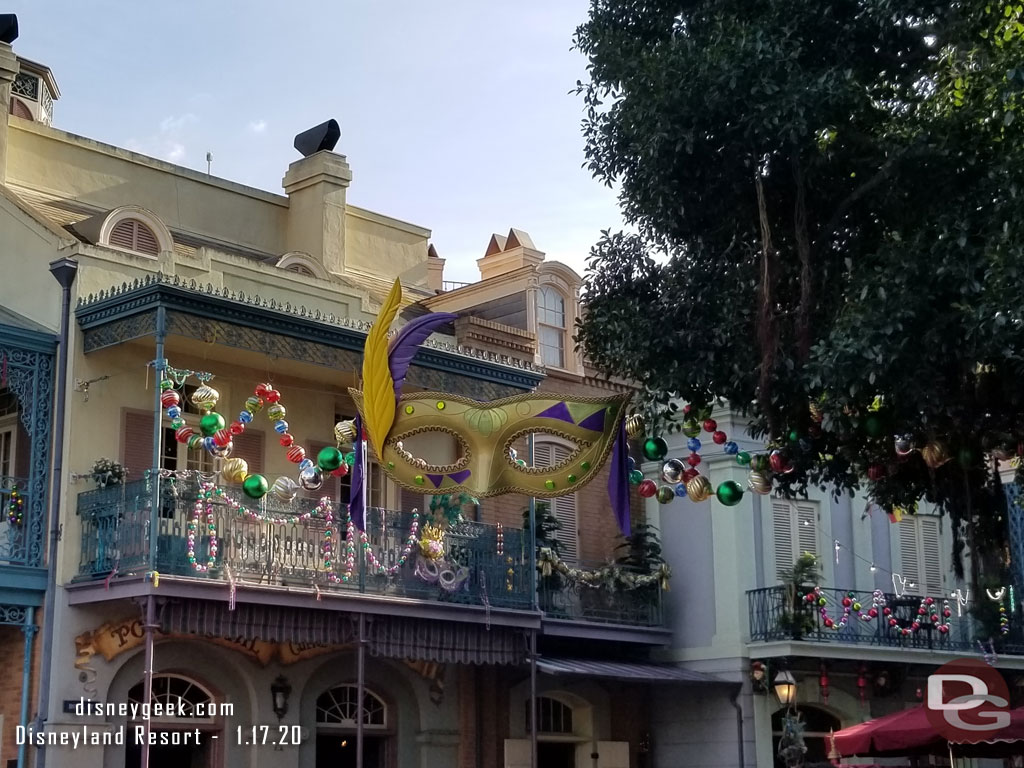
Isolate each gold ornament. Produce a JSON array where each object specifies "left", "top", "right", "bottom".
[
  {"left": 686, "top": 475, "right": 713, "bottom": 503},
  {"left": 419, "top": 522, "right": 445, "bottom": 560},
  {"left": 625, "top": 414, "right": 645, "bottom": 440},
  {"left": 809, "top": 401, "right": 823, "bottom": 423},
  {"left": 921, "top": 441, "right": 952, "bottom": 469},
  {"left": 747, "top": 470, "right": 772, "bottom": 495},
  {"left": 334, "top": 419, "right": 358, "bottom": 445},
  {"left": 220, "top": 458, "right": 249, "bottom": 484},
  {"left": 271, "top": 476, "right": 299, "bottom": 502},
  {"left": 191, "top": 385, "right": 220, "bottom": 411}
]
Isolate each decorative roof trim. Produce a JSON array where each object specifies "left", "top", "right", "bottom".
[{"left": 75, "top": 273, "right": 544, "bottom": 389}]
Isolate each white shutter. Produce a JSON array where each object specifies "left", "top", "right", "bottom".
[
  {"left": 796, "top": 502, "right": 818, "bottom": 558},
  {"left": 504, "top": 739, "right": 531, "bottom": 768},
  {"left": 900, "top": 516, "right": 943, "bottom": 596},
  {"left": 534, "top": 440, "right": 579, "bottom": 562},
  {"left": 772, "top": 500, "right": 817, "bottom": 578}
]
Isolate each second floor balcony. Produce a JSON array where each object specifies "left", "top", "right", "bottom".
[
  {"left": 748, "top": 585, "right": 1024, "bottom": 657},
  {"left": 75, "top": 476, "right": 664, "bottom": 633}
]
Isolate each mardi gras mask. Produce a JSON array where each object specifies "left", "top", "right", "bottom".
[
  {"left": 349, "top": 388, "right": 628, "bottom": 497},
  {"left": 347, "top": 280, "right": 631, "bottom": 534}
]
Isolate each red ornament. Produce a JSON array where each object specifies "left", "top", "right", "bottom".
[
  {"left": 889, "top": 618, "right": 898, "bottom": 627},
  {"left": 823, "top": 617, "right": 834, "bottom": 628},
  {"left": 637, "top": 479, "right": 658, "bottom": 498},
  {"left": 255, "top": 383, "right": 272, "bottom": 396},
  {"left": 683, "top": 404, "right": 693, "bottom": 416},
  {"left": 279, "top": 433, "right": 294, "bottom": 447},
  {"left": 924, "top": 597, "right": 934, "bottom": 605},
  {"left": 868, "top": 608, "right": 878, "bottom": 618},
  {"left": 918, "top": 607, "right": 927, "bottom": 615},
  {"left": 160, "top": 390, "right": 180, "bottom": 408},
  {"left": 769, "top": 450, "right": 791, "bottom": 473},
  {"left": 703, "top": 419, "right": 717, "bottom": 433},
  {"left": 174, "top": 426, "right": 193, "bottom": 443},
  {"left": 331, "top": 464, "right": 349, "bottom": 477},
  {"left": 930, "top": 614, "right": 940, "bottom": 623},
  {"left": 911, "top": 621, "right": 921, "bottom": 630},
  {"left": 687, "top": 453, "right": 701, "bottom": 467},
  {"left": 682, "top": 468, "right": 699, "bottom": 482},
  {"left": 265, "top": 389, "right": 282, "bottom": 403},
  {"left": 286, "top": 446, "right": 306, "bottom": 464},
  {"left": 712, "top": 430, "right": 727, "bottom": 445},
  {"left": 842, "top": 597, "right": 852, "bottom": 607},
  {"left": 229, "top": 421, "right": 245, "bottom": 436},
  {"left": 943, "top": 609, "right": 951, "bottom": 618},
  {"left": 867, "top": 463, "right": 886, "bottom": 481},
  {"left": 213, "top": 429, "right": 231, "bottom": 447},
  {"left": 938, "top": 625, "right": 949, "bottom": 634},
  {"left": 883, "top": 607, "right": 892, "bottom": 616}
]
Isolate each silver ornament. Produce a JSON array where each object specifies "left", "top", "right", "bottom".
[
  {"left": 894, "top": 434, "right": 914, "bottom": 456},
  {"left": 299, "top": 466, "right": 323, "bottom": 491},
  {"left": 661, "top": 459, "right": 686, "bottom": 485},
  {"left": 271, "top": 476, "right": 299, "bottom": 502},
  {"left": 211, "top": 441, "right": 233, "bottom": 458},
  {"left": 509, "top": 447, "right": 518, "bottom": 462}
]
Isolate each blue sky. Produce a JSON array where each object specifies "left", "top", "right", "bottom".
[{"left": 10, "top": 1, "right": 626, "bottom": 283}]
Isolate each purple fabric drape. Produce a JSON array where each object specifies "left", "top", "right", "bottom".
[
  {"left": 349, "top": 415, "right": 365, "bottom": 531},
  {"left": 609, "top": 420, "right": 630, "bottom": 536}
]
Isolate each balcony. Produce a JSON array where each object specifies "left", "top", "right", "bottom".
[
  {"left": 76, "top": 477, "right": 664, "bottom": 630},
  {"left": 0, "top": 476, "right": 35, "bottom": 568},
  {"left": 539, "top": 562, "right": 663, "bottom": 628},
  {"left": 748, "top": 585, "right": 1024, "bottom": 655}
]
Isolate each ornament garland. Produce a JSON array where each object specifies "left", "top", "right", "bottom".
[
  {"left": 6, "top": 484, "right": 23, "bottom": 526},
  {"left": 803, "top": 587, "right": 887, "bottom": 628},
  {"left": 537, "top": 547, "right": 671, "bottom": 591}
]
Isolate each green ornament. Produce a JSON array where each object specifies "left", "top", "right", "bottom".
[
  {"left": 751, "top": 454, "right": 770, "bottom": 472},
  {"left": 187, "top": 435, "right": 204, "bottom": 450},
  {"left": 344, "top": 452, "right": 356, "bottom": 467},
  {"left": 682, "top": 419, "right": 701, "bottom": 438},
  {"left": 242, "top": 473, "right": 269, "bottom": 499},
  {"left": 715, "top": 480, "right": 744, "bottom": 506},
  {"left": 544, "top": 479, "right": 556, "bottom": 491},
  {"left": 199, "top": 412, "right": 225, "bottom": 437},
  {"left": 656, "top": 485, "right": 675, "bottom": 504},
  {"left": 567, "top": 474, "right": 578, "bottom": 484},
  {"left": 642, "top": 437, "right": 669, "bottom": 461},
  {"left": 414, "top": 475, "right": 425, "bottom": 485},
  {"left": 160, "top": 378, "right": 174, "bottom": 391},
  {"left": 864, "top": 413, "right": 886, "bottom": 438},
  {"left": 788, "top": 429, "right": 799, "bottom": 443},
  {"left": 317, "top": 446, "right": 344, "bottom": 472},
  {"left": 170, "top": 418, "right": 185, "bottom": 429},
  {"left": 628, "top": 469, "right": 644, "bottom": 485},
  {"left": 736, "top": 451, "right": 751, "bottom": 466}
]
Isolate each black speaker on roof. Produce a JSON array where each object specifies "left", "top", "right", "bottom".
[
  {"left": 0, "top": 15, "right": 18, "bottom": 44},
  {"left": 293, "top": 119, "right": 340, "bottom": 157}
]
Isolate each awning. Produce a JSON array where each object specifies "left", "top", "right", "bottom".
[{"left": 536, "top": 657, "right": 725, "bottom": 684}]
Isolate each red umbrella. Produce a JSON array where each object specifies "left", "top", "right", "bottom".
[{"left": 833, "top": 704, "right": 1024, "bottom": 757}]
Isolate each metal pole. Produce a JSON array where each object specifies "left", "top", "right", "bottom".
[
  {"left": 357, "top": 613, "right": 366, "bottom": 767},
  {"left": 36, "top": 257, "right": 78, "bottom": 768},
  {"left": 141, "top": 594, "right": 156, "bottom": 768},
  {"left": 527, "top": 433, "right": 537, "bottom": 611},
  {"left": 150, "top": 306, "right": 166, "bottom": 569},
  {"left": 529, "top": 630, "right": 537, "bottom": 768},
  {"left": 18, "top": 606, "right": 36, "bottom": 768}
]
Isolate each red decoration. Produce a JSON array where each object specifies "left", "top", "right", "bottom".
[
  {"left": 819, "top": 663, "right": 830, "bottom": 705},
  {"left": 255, "top": 382, "right": 272, "bottom": 396},
  {"left": 286, "top": 446, "right": 306, "bottom": 464},
  {"left": 712, "top": 430, "right": 727, "bottom": 445},
  {"left": 769, "top": 450, "right": 791, "bottom": 473},
  {"left": 279, "top": 434, "right": 294, "bottom": 447},
  {"left": 229, "top": 421, "right": 245, "bottom": 436},
  {"left": 703, "top": 418, "right": 717, "bottom": 433},
  {"left": 637, "top": 479, "right": 658, "bottom": 498},
  {"left": 174, "top": 426, "right": 193, "bottom": 443},
  {"left": 213, "top": 429, "right": 231, "bottom": 447},
  {"left": 265, "top": 389, "right": 282, "bottom": 403},
  {"left": 160, "top": 390, "right": 180, "bottom": 408},
  {"left": 687, "top": 453, "right": 701, "bottom": 467},
  {"left": 682, "top": 468, "right": 699, "bottom": 482}
]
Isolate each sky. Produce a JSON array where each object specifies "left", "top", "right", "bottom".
[{"left": 9, "top": 1, "right": 627, "bottom": 283}]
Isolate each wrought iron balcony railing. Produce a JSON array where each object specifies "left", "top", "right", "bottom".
[
  {"left": 748, "top": 585, "right": 1024, "bottom": 655},
  {"left": 77, "top": 476, "right": 532, "bottom": 611},
  {"left": 538, "top": 560, "right": 664, "bottom": 627},
  {"left": 0, "top": 475, "right": 31, "bottom": 567}
]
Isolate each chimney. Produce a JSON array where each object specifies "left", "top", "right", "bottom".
[
  {"left": 282, "top": 150, "right": 353, "bottom": 275},
  {"left": 426, "top": 243, "right": 445, "bottom": 293},
  {"left": 476, "top": 228, "right": 544, "bottom": 280},
  {"left": 0, "top": 15, "right": 20, "bottom": 183}
]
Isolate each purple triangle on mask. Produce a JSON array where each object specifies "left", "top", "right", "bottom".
[
  {"left": 448, "top": 469, "right": 471, "bottom": 484},
  {"left": 577, "top": 408, "right": 607, "bottom": 432},
  {"left": 426, "top": 474, "right": 444, "bottom": 488},
  {"left": 536, "top": 402, "right": 574, "bottom": 423}
]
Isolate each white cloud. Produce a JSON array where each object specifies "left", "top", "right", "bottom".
[
  {"left": 248, "top": 119, "right": 267, "bottom": 134},
  {"left": 126, "top": 113, "right": 199, "bottom": 164}
]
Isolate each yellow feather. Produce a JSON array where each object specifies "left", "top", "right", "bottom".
[{"left": 361, "top": 279, "right": 403, "bottom": 458}]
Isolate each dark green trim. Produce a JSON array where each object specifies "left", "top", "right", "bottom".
[
  {"left": 0, "top": 566, "right": 47, "bottom": 605},
  {"left": 76, "top": 280, "right": 544, "bottom": 391},
  {"left": 0, "top": 321, "right": 58, "bottom": 354}
]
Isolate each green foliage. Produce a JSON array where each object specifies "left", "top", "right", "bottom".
[
  {"left": 574, "top": 0, "right": 1024, "bottom": 575},
  {"left": 614, "top": 522, "right": 665, "bottom": 569},
  {"left": 777, "top": 554, "right": 821, "bottom": 638},
  {"left": 522, "top": 501, "right": 562, "bottom": 557}
]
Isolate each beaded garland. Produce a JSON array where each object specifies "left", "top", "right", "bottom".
[
  {"left": 803, "top": 587, "right": 888, "bottom": 629},
  {"left": 7, "top": 484, "right": 23, "bottom": 526}
]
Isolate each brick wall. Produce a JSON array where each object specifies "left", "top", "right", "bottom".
[{"left": 0, "top": 624, "right": 41, "bottom": 766}]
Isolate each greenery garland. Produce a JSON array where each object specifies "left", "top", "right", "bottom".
[{"left": 537, "top": 547, "right": 671, "bottom": 591}]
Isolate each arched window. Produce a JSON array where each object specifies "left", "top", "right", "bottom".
[
  {"left": 533, "top": 439, "right": 578, "bottom": 561},
  {"left": 287, "top": 264, "right": 316, "bottom": 277},
  {"left": 316, "top": 685, "right": 387, "bottom": 729},
  {"left": 537, "top": 286, "right": 566, "bottom": 368},
  {"left": 108, "top": 218, "right": 160, "bottom": 256},
  {"left": 771, "top": 706, "right": 841, "bottom": 768},
  {"left": 127, "top": 674, "right": 218, "bottom": 722},
  {"left": 527, "top": 696, "right": 574, "bottom": 735}
]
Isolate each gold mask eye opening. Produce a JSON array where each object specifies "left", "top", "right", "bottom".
[
  {"left": 504, "top": 431, "right": 585, "bottom": 473},
  {"left": 388, "top": 428, "right": 471, "bottom": 473}
]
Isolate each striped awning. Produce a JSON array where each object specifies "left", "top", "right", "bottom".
[
  {"left": 536, "top": 657, "right": 725, "bottom": 684},
  {"left": 159, "top": 601, "right": 528, "bottom": 665}
]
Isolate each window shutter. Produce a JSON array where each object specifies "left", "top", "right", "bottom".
[
  {"left": 109, "top": 220, "right": 159, "bottom": 255},
  {"left": 534, "top": 441, "right": 578, "bottom": 561},
  {"left": 796, "top": 502, "right": 818, "bottom": 558},
  {"left": 232, "top": 430, "right": 264, "bottom": 474},
  {"left": 898, "top": 518, "right": 922, "bottom": 595},
  {"left": 401, "top": 487, "right": 424, "bottom": 515},
  {"left": 919, "top": 517, "right": 943, "bottom": 595},
  {"left": 121, "top": 411, "right": 155, "bottom": 477},
  {"left": 772, "top": 500, "right": 817, "bottom": 578}
]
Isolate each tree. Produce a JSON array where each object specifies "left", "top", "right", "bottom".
[{"left": 573, "top": 0, "right": 1024, "bottom": 578}]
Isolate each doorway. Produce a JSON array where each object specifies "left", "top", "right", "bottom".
[
  {"left": 315, "top": 733, "right": 387, "bottom": 768},
  {"left": 124, "top": 734, "right": 212, "bottom": 768},
  {"left": 538, "top": 741, "right": 576, "bottom": 768}
]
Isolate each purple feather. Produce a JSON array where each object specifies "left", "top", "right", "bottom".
[{"left": 388, "top": 313, "right": 457, "bottom": 400}]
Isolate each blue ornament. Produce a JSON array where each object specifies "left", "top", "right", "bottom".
[
  {"left": 203, "top": 436, "right": 216, "bottom": 452},
  {"left": 239, "top": 410, "right": 254, "bottom": 424},
  {"left": 674, "top": 483, "right": 688, "bottom": 497},
  {"left": 166, "top": 406, "right": 181, "bottom": 419},
  {"left": 724, "top": 441, "right": 739, "bottom": 455},
  {"left": 299, "top": 458, "right": 314, "bottom": 471},
  {"left": 274, "top": 419, "right": 289, "bottom": 435},
  {"left": 687, "top": 437, "right": 702, "bottom": 452},
  {"left": 627, "top": 456, "right": 636, "bottom": 471}
]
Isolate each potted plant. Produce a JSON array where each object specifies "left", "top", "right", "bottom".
[
  {"left": 777, "top": 553, "right": 820, "bottom": 640},
  {"left": 91, "top": 458, "right": 126, "bottom": 488},
  {"left": 523, "top": 502, "right": 567, "bottom": 612}
]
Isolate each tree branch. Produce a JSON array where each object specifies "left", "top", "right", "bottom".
[{"left": 793, "top": 156, "right": 813, "bottom": 361}]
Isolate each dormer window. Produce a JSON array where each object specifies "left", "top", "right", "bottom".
[
  {"left": 108, "top": 219, "right": 160, "bottom": 256},
  {"left": 537, "top": 286, "right": 566, "bottom": 368}
]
